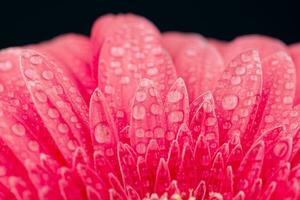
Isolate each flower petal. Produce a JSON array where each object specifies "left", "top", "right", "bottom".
[
  {"left": 20, "top": 49, "right": 93, "bottom": 165},
  {"left": 129, "top": 79, "right": 166, "bottom": 155},
  {"left": 36, "top": 34, "right": 96, "bottom": 103},
  {"left": 190, "top": 92, "right": 219, "bottom": 155},
  {"left": 214, "top": 50, "right": 262, "bottom": 144},
  {"left": 92, "top": 14, "right": 176, "bottom": 133},
  {"left": 163, "top": 32, "right": 224, "bottom": 100},
  {"left": 224, "top": 35, "right": 287, "bottom": 65},
  {"left": 256, "top": 52, "right": 296, "bottom": 135},
  {"left": 164, "top": 78, "right": 189, "bottom": 142}
]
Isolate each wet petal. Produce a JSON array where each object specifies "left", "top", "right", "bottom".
[
  {"left": 214, "top": 50, "right": 262, "bottom": 144},
  {"left": 92, "top": 14, "right": 176, "bottom": 134},
  {"left": 20, "top": 49, "right": 93, "bottom": 165},
  {"left": 163, "top": 32, "right": 224, "bottom": 100}
]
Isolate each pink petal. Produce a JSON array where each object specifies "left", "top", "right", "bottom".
[
  {"left": 224, "top": 35, "right": 287, "bottom": 65},
  {"left": 89, "top": 88, "right": 118, "bottom": 167},
  {"left": 189, "top": 92, "right": 219, "bottom": 155},
  {"left": 289, "top": 44, "right": 300, "bottom": 104},
  {"left": 117, "top": 143, "right": 140, "bottom": 192},
  {"left": 129, "top": 79, "right": 166, "bottom": 155},
  {"left": 92, "top": 14, "right": 176, "bottom": 134},
  {"left": 36, "top": 34, "right": 96, "bottom": 103},
  {"left": 214, "top": 50, "right": 262, "bottom": 144},
  {"left": 20, "top": 49, "right": 93, "bottom": 165},
  {"left": 154, "top": 158, "right": 170, "bottom": 195},
  {"left": 0, "top": 49, "right": 65, "bottom": 163},
  {"left": 236, "top": 141, "right": 265, "bottom": 194},
  {"left": 255, "top": 52, "right": 296, "bottom": 135},
  {"left": 162, "top": 32, "right": 224, "bottom": 100},
  {"left": 164, "top": 78, "right": 189, "bottom": 142}
]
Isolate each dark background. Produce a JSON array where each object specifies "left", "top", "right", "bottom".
[{"left": 0, "top": 0, "right": 299, "bottom": 48}]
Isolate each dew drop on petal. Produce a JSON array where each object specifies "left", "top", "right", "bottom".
[
  {"left": 67, "top": 140, "right": 76, "bottom": 151},
  {"left": 283, "top": 96, "right": 293, "bottom": 105},
  {"left": 285, "top": 82, "right": 294, "bottom": 90},
  {"left": 205, "top": 117, "right": 217, "bottom": 126},
  {"left": 150, "top": 104, "right": 162, "bottom": 115},
  {"left": 235, "top": 66, "right": 246, "bottom": 75},
  {"left": 221, "top": 94, "right": 238, "bottom": 110},
  {"left": 132, "top": 105, "right": 146, "bottom": 120},
  {"left": 135, "top": 91, "right": 147, "bottom": 102},
  {"left": 110, "top": 46, "right": 124, "bottom": 57},
  {"left": 168, "top": 110, "right": 184, "bottom": 123},
  {"left": 94, "top": 123, "right": 111, "bottom": 143},
  {"left": 57, "top": 123, "right": 69, "bottom": 134},
  {"left": 27, "top": 140, "right": 39, "bottom": 152},
  {"left": 11, "top": 123, "right": 26, "bottom": 136},
  {"left": 136, "top": 143, "right": 146, "bottom": 154},
  {"left": 42, "top": 70, "right": 54, "bottom": 80},
  {"left": 167, "top": 90, "right": 183, "bottom": 103},
  {"left": 47, "top": 108, "right": 59, "bottom": 119},
  {"left": 231, "top": 76, "right": 241, "bottom": 85},
  {"left": 264, "top": 115, "right": 274, "bottom": 123},
  {"left": 30, "top": 55, "right": 43, "bottom": 65},
  {"left": 135, "top": 128, "right": 145, "bottom": 138}
]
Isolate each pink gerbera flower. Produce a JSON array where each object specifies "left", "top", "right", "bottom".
[{"left": 0, "top": 13, "right": 300, "bottom": 200}]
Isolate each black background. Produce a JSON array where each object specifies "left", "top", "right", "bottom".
[{"left": 0, "top": 0, "right": 299, "bottom": 49}]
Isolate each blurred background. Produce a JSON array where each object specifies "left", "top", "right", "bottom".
[{"left": 0, "top": 0, "right": 299, "bottom": 48}]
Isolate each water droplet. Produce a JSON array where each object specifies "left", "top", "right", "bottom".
[
  {"left": 42, "top": 70, "right": 54, "bottom": 80},
  {"left": 140, "top": 79, "right": 153, "bottom": 87},
  {"left": 147, "top": 68, "right": 158, "bottom": 76},
  {"left": 231, "top": 76, "right": 241, "bottom": 85},
  {"left": 104, "top": 85, "right": 115, "bottom": 94},
  {"left": 47, "top": 108, "right": 59, "bottom": 119},
  {"left": 285, "top": 82, "right": 294, "bottom": 90},
  {"left": 150, "top": 104, "right": 162, "bottom": 115},
  {"left": 221, "top": 94, "right": 238, "bottom": 110},
  {"left": 110, "top": 47, "right": 124, "bottom": 57},
  {"left": 205, "top": 117, "right": 217, "bottom": 126},
  {"left": 94, "top": 123, "right": 111, "bottom": 143},
  {"left": 67, "top": 140, "right": 76, "bottom": 151},
  {"left": 154, "top": 127, "right": 164, "bottom": 138},
  {"left": 135, "top": 128, "right": 145, "bottom": 137},
  {"left": 132, "top": 105, "right": 146, "bottom": 120},
  {"left": 168, "top": 111, "right": 184, "bottom": 123},
  {"left": 28, "top": 140, "right": 39, "bottom": 152},
  {"left": 30, "top": 55, "right": 43, "bottom": 65},
  {"left": 136, "top": 143, "right": 146, "bottom": 154},
  {"left": 11, "top": 123, "right": 26, "bottom": 136},
  {"left": 283, "top": 96, "right": 293, "bottom": 104},
  {"left": 0, "top": 61, "right": 12, "bottom": 71},
  {"left": 34, "top": 91, "right": 47, "bottom": 103},
  {"left": 167, "top": 90, "right": 183, "bottom": 103},
  {"left": 235, "top": 67, "right": 246, "bottom": 75},
  {"left": 116, "top": 110, "right": 125, "bottom": 118},
  {"left": 203, "top": 101, "right": 213, "bottom": 113},
  {"left": 70, "top": 116, "right": 78, "bottom": 123},
  {"left": 57, "top": 123, "right": 69, "bottom": 134},
  {"left": 135, "top": 91, "right": 147, "bottom": 102},
  {"left": 24, "top": 68, "right": 39, "bottom": 79},
  {"left": 273, "top": 142, "right": 288, "bottom": 157}
]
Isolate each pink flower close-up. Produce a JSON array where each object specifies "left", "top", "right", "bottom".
[{"left": 1, "top": 13, "right": 300, "bottom": 200}]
